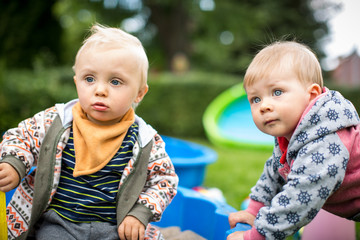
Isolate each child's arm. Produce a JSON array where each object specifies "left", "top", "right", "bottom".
[
  {"left": 130, "top": 134, "right": 178, "bottom": 225},
  {"left": 0, "top": 108, "right": 54, "bottom": 179},
  {"left": 249, "top": 137, "right": 348, "bottom": 238},
  {"left": 0, "top": 163, "right": 20, "bottom": 192},
  {"left": 228, "top": 205, "right": 265, "bottom": 240},
  {"left": 227, "top": 211, "right": 255, "bottom": 240},
  {"left": 118, "top": 216, "right": 145, "bottom": 240}
]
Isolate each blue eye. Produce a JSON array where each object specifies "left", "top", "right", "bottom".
[
  {"left": 85, "top": 76, "right": 95, "bottom": 83},
  {"left": 110, "top": 79, "right": 121, "bottom": 86},
  {"left": 252, "top": 97, "right": 261, "bottom": 103},
  {"left": 274, "top": 90, "right": 282, "bottom": 96}
]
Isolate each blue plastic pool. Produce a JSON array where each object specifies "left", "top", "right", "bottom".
[
  {"left": 161, "top": 136, "right": 217, "bottom": 188},
  {"left": 203, "top": 84, "right": 274, "bottom": 149},
  {"left": 217, "top": 96, "right": 274, "bottom": 145}
]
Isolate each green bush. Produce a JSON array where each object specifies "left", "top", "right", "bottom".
[
  {"left": 2, "top": 67, "right": 358, "bottom": 139},
  {"left": 0, "top": 67, "right": 77, "bottom": 132},
  {"left": 0, "top": 68, "right": 240, "bottom": 137},
  {"left": 137, "top": 71, "right": 240, "bottom": 138}
]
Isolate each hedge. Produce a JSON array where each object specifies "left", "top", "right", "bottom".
[
  {"left": 0, "top": 68, "right": 240, "bottom": 138},
  {"left": 1, "top": 67, "right": 359, "bottom": 139},
  {"left": 137, "top": 71, "right": 240, "bottom": 138}
]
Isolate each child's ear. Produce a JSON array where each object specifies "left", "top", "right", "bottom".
[
  {"left": 73, "top": 76, "right": 77, "bottom": 84},
  {"left": 307, "top": 83, "right": 322, "bottom": 101},
  {"left": 134, "top": 85, "right": 149, "bottom": 103}
]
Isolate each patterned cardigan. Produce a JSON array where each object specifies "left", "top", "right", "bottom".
[{"left": 0, "top": 99, "right": 178, "bottom": 239}]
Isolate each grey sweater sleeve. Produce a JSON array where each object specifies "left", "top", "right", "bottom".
[{"left": 251, "top": 134, "right": 348, "bottom": 239}]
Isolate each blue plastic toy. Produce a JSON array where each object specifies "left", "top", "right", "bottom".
[
  {"left": 161, "top": 136, "right": 217, "bottom": 188},
  {"left": 154, "top": 186, "right": 237, "bottom": 240}
]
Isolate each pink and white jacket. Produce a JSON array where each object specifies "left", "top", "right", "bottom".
[{"left": 244, "top": 89, "right": 360, "bottom": 240}]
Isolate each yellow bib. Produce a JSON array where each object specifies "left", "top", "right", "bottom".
[{"left": 72, "top": 102, "right": 135, "bottom": 177}]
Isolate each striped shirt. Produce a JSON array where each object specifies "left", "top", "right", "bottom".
[{"left": 48, "top": 123, "right": 139, "bottom": 223}]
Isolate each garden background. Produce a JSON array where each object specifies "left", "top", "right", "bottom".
[{"left": 1, "top": 0, "right": 359, "bottom": 238}]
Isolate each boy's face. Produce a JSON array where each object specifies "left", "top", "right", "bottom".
[
  {"left": 246, "top": 70, "right": 313, "bottom": 141},
  {"left": 73, "top": 46, "right": 148, "bottom": 125}
]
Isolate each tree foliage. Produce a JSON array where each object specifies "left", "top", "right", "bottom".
[
  {"left": 0, "top": 0, "right": 62, "bottom": 68},
  {"left": 191, "top": 0, "right": 330, "bottom": 74},
  {"left": 0, "top": 0, "right": 336, "bottom": 75}
]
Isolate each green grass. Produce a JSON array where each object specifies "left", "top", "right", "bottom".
[
  {"left": 204, "top": 142, "right": 272, "bottom": 208},
  {"left": 188, "top": 138, "right": 272, "bottom": 209},
  {"left": 188, "top": 138, "right": 360, "bottom": 239}
]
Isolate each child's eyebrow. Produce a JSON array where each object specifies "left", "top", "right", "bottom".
[
  {"left": 244, "top": 89, "right": 257, "bottom": 97},
  {"left": 77, "top": 67, "right": 96, "bottom": 74}
]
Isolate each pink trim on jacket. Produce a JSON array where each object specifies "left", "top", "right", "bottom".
[{"left": 243, "top": 199, "right": 266, "bottom": 240}]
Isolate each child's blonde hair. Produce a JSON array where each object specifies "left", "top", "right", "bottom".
[
  {"left": 73, "top": 23, "right": 149, "bottom": 88},
  {"left": 243, "top": 41, "right": 323, "bottom": 89}
]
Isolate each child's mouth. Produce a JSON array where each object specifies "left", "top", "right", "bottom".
[
  {"left": 92, "top": 102, "right": 108, "bottom": 111},
  {"left": 265, "top": 119, "right": 277, "bottom": 125}
]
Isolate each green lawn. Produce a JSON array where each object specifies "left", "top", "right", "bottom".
[
  {"left": 187, "top": 138, "right": 272, "bottom": 209},
  {"left": 188, "top": 138, "right": 360, "bottom": 239},
  {"left": 204, "top": 142, "right": 272, "bottom": 208}
]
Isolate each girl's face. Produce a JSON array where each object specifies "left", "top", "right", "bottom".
[
  {"left": 73, "top": 46, "right": 148, "bottom": 126},
  {"left": 246, "top": 69, "right": 318, "bottom": 141}
]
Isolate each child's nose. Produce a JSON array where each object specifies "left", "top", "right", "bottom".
[
  {"left": 260, "top": 98, "right": 273, "bottom": 112},
  {"left": 95, "top": 82, "right": 108, "bottom": 96}
]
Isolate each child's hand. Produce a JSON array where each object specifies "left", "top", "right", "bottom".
[
  {"left": 227, "top": 231, "right": 244, "bottom": 240},
  {"left": 118, "top": 215, "right": 145, "bottom": 240},
  {"left": 0, "top": 163, "right": 20, "bottom": 192},
  {"left": 228, "top": 210, "right": 255, "bottom": 228}
]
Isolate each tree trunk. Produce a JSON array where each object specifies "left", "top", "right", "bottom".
[{"left": 147, "top": 0, "right": 191, "bottom": 71}]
